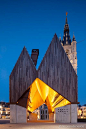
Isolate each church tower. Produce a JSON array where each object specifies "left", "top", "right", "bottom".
[
  {"left": 71, "top": 34, "right": 77, "bottom": 73},
  {"left": 60, "top": 13, "right": 77, "bottom": 73}
]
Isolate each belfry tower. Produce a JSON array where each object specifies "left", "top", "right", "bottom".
[{"left": 60, "top": 13, "right": 77, "bottom": 73}]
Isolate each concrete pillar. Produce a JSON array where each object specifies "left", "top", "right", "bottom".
[
  {"left": 10, "top": 104, "right": 17, "bottom": 123},
  {"left": 17, "top": 105, "right": 27, "bottom": 123},
  {"left": 70, "top": 104, "right": 77, "bottom": 123},
  {"left": 55, "top": 104, "right": 77, "bottom": 123},
  {"left": 55, "top": 105, "right": 70, "bottom": 123},
  {"left": 10, "top": 104, "right": 27, "bottom": 123}
]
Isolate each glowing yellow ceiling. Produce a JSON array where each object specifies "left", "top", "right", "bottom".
[{"left": 27, "top": 78, "right": 71, "bottom": 113}]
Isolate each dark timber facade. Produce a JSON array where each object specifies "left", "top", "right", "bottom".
[{"left": 9, "top": 34, "right": 78, "bottom": 104}]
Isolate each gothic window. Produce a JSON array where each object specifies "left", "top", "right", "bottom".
[{"left": 66, "top": 37, "right": 68, "bottom": 40}]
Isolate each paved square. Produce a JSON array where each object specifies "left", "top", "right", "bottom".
[{"left": 0, "top": 120, "right": 86, "bottom": 129}]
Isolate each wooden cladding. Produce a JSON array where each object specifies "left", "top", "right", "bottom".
[
  {"left": 9, "top": 34, "right": 78, "bottom": 104},
  {"left": 9, "top": 47, "right": 37, "bottom": 103},
  {"left": 37, "top": 34, "right": 77, "bottom": 103}
]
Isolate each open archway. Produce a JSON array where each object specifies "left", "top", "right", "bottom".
[{"left": 16, "top": 78, "right": 71, "bottom": 122}]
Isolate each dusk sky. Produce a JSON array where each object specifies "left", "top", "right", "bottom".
[{"left": 0, "top": 0, "right": 86, "bottom": 105}]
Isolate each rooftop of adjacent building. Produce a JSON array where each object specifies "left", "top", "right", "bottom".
[{"left": 0, "top": 102, "right": 10, "bottom": 108}]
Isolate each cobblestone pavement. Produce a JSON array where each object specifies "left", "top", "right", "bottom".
[{"left": 0, "top": 120, "right": 86, "bottom": 129}]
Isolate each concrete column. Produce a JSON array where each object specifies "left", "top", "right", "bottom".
[
  {"left": 10, "top": 104, "right": 17, "bottom": 123},
  {"left": 10, "top": 104, "right": 27, "bottom": 123},
  {"left": 16, "top": 105, "right": 27, "bottom": 123},
  {"left": 70, "top": 104, "right": 77, "bottom": 123},
  {"left": 55, "top": 104, "right": 77, "bottom": 123},
  {"left": 55, "top": 105, "right": 70, "bottom": 123}
]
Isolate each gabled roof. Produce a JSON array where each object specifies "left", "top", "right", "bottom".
[
  {"left": 10, "top": 33, "right": 78, "bottom": 104},
  {"left": 10, "top": 46, "right": 36, "bottom": 77}
]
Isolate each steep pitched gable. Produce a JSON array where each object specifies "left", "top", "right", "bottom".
[
  {"left": 9, "top": 47, "right": 37, "bottom": 103},
  {"left": 38, "top": 34, "right": 77, "bottom": 103},
  {"left": 10, "top": 34, "right": 77, "bottom": 104}
]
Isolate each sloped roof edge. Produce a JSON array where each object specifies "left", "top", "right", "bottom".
[{"left": 10, "top": 46, "right": 36, "bottom": 77}]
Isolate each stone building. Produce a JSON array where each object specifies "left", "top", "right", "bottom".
[
  {"left": 9, "top": 14, "right": 78, "bottom": 123},
  {"left": 59, "top": 15, "right": 77, "bottom": 73},
  {"left": 77, "top": 105, "right": 86, "bottom": 119},
  {"left": 0, "top": 102, "right": 10, "bottom": 119},
  {"left": 32, "top": 104, "right": 49, "bottom": 120}
]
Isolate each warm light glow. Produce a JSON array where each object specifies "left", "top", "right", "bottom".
[
  {"left": 1, "top": 111, "right": 2, "bottom": 114},
  {"left": 37, "top": 115, "right": 40, "bottom": 119},
  {"left": 78, "top": 109, "right": 82, "bottom": 116},
  {"left": 0, "top": 105, "right": 2, "bottom": 109},
  {"left": 27, "top": 78, "right": 71, "bottom": 113}
]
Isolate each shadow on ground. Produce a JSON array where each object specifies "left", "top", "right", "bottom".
[{"left": 0, "top": 119, "right": 10, "bottom": 124}]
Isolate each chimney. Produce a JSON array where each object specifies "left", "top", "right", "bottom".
[{"left": 31, "top": 49, "right": 39, "bottom": 66}]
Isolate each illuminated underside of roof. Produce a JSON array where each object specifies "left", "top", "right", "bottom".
[{"left": 27, "top": 78, "right": 71, "bottom": 113}]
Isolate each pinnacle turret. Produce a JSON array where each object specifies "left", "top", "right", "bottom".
[
  {"left": 65, "top": 16, "right": 68, "bottom": 24},
  {"left": 72, "top": 34, "right": 76, "bottom": 41},
  {"left": 62, "top": 13, "right": 71, "bottom": 46},
  {"left": 64, "top": 16, "right": 69, "bottom": 33}
]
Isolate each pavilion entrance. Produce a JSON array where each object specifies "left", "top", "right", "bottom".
[
  {"left": 23, "top": 78, "right": 71, "bottom": 122},
  {"left": 11, "top": 78, "right": 71, "bottom": 123}
]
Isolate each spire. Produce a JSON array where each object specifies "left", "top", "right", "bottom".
[
  {"left": 65, "top": 12, "right": 68, "bottom": 24},
  {"left": 64, "top": 12, "right": 69, "bottom": 33},
  {"left": 62, "top": 12, "right": 71, "bottom": 46},
  {"left": 65, "top": 17, "right": 68, "bottom": 24},
  {"left": 72, "top": 33, "right": 76, "bottom": 41}
]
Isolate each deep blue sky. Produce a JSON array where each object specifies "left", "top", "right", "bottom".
[{"left": 0, "top": 0, "right": 86, "bottom": 105}]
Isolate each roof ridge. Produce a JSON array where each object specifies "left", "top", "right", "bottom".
[{"left": 10, "top": 46, "right": 36, "bottom": 77}]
